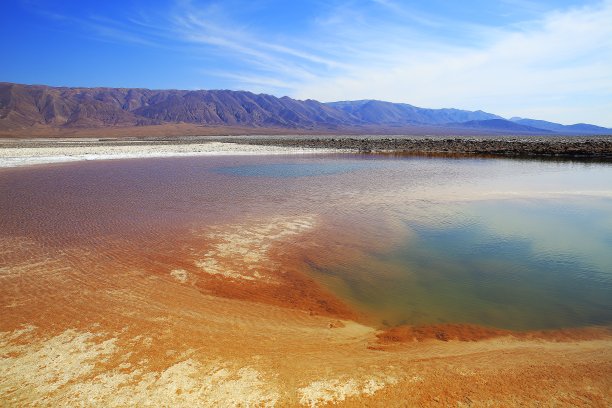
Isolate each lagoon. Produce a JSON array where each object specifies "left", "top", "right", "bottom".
[{"left": 1, "top": 153, "right": 610, "bottom": 332}]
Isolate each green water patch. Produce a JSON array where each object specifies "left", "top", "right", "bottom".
[
  {"left": 307, "top": 198, "right": 612, "bottom": 331},
  {"left": 214, "top": 160, "right": 377, "bottom": 178}
]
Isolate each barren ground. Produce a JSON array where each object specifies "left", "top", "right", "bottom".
[{"left": 1, "top": 214, "right": 610, "bottom": 407}]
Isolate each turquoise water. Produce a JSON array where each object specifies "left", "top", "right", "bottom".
[
  {"left": 215, "top": 161, "right": 373, "bottom": 178},
  {"left": 308, "top": 197, "right": 612, "bottom": 330}
]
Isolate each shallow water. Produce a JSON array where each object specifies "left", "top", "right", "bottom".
[
  {"left": 1, "top": 153, "right": 611, "bottom": 331},
  {"left": 308, "top": 197, "right": 612, "bottom": 330}
]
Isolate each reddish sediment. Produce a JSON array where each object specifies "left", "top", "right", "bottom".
[
  {"left": 2, "top": 220, "right": 611, "bottom": 406},
  {"left": 375, "top": 323, "right": 612, "bottom": 345}
]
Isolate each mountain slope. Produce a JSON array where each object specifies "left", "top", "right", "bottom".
[
  {"left": 510, "top": 118, "right": 612, "bottom": 135},
  {"left": 0, "top": 83, "right": 161, "bottom": 128},
  {"left": 327, "top": 100, "right": 502, "bottom": 125},
  {"left": 0, "top": 83, "right": 355, "bottom": 130},
  {"left": 450, "top": 119, "right": 553, "bottom": 133},
  {"left": 1, "top": 82, "right": 610, "bottom": 135}
]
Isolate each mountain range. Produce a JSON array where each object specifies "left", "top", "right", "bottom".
[{"left": 1, "top": 82, "right": 610, "bottom": 135}]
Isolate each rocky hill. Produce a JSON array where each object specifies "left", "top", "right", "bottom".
[
  {"left": 0, "top": 83, "right": 354, "bottom": 130},
  {"left": 327, "top": 100, "right": 502, "bottom": 125}
]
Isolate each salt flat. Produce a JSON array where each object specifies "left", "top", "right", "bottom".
[{"left": 0, "top": 140, "right": 338, "bottom": 168}]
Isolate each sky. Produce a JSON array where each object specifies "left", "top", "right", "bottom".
[{"left": 1, "top": 0, "right": 611, "bottom": 126}]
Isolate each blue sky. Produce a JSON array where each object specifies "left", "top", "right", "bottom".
[{"left": 2, "top": 0, "right": 611, "bottom": 126}]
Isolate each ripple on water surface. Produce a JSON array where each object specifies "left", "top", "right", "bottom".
[{"left": 1, "top": 154, "right": 611, "bottom": 331}]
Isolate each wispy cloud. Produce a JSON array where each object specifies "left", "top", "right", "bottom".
[
  {"left": 23, "top": 0, "right": 612, "bottom": 125},
  {"left": 171, "top": 11, "right": 326, "bottom": 79},
  {"left": 293, "top": 0, "right": 612, "bottom": 125}
]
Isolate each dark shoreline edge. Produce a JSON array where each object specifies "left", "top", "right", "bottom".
[{"left": 221, "top": 135, "right": 612, "bottom": 162}]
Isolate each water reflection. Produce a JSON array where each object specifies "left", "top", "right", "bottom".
[
  {"left": 215, "top": 161, "right": 374, "bottom": 178},
  {"left": 306, "top": 195, "right": 612, "bottom": 330}
]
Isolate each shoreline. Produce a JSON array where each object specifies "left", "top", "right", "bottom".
[
  {"left": 1, "top": 135, "right": 611, "bottom": 169},
  {"left": 229, "top": 135, "right": 612, "bottom": 160},
  {"left": 0, "top": 140, "right": 344, "bottom": 168}
]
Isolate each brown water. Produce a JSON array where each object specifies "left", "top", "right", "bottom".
[{"left": 1, "top": 154, "right": 611, "bottom": 331}]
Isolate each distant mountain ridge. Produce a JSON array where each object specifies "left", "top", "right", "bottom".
[
  {"left": 1, "top": 82, "right": 610, "bottom": 135},
  {"left": 450, "top": 119, "right": 552, "bottom": 133},
  {"left": 0, "top": 83, "right": 349, "bottom": 130},
  {"left": 326, "top": 100, "right": 503, "bottom": 125},
  {"left": 509, "top": 117, "right": 611, "bottom": 134}
]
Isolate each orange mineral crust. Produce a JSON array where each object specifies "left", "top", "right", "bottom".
[{"left": 2, "top": 214, "right": 611, "bottom": 406}]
